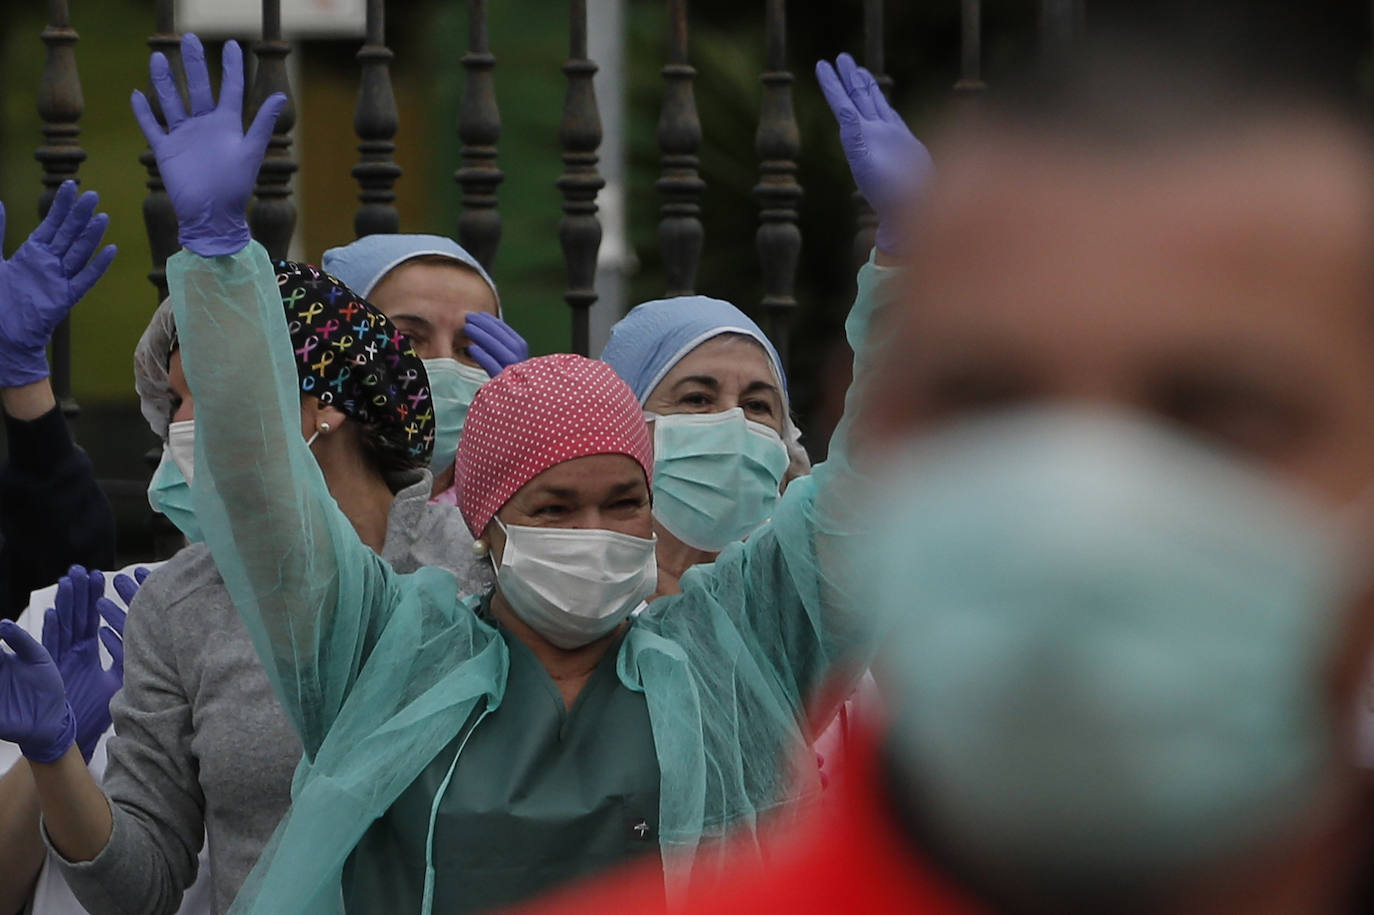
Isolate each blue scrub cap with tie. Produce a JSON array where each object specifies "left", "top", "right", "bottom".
[
  {"left": 599, "top": 295, "right": 789, "bottom": 408},
  {"left": 322, "top": 233, "right": 500, "bottom": 315}
]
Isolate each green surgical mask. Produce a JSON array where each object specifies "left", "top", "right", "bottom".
[
  {"left": 423, "top": 357, "right": 489, "bottom": 478},
  {"left": 147, "top": 448, "right": 204, "bottom": 543},
  {"left": 647, "top": 408, "right": 789, "bottom": 552},
  {"left": 862, "top": 407, "right": 1350, "bottom": 888}
]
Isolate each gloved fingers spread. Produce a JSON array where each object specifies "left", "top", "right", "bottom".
[
  {"left": 50, "top": 189, "right": 99, "bottom": 256},
  {"left": 97, "top": 597, "right": 128, "bottom": 638},
  {"left": 815, "top": 60, "right": 858, "bottom": 124},
  {"left": 42, "top": 608, "right": 59, "bottom": 659},
  {"left": 0, "top": 619, "right": 50, "bottom": 665},
  {"left": 181, "top": 33, "right": 215, "bottom": 117},
  {"left": 61, "top": 210, "right": 110, "bottom": 276},
  {"left": 85, "top": 569, "right": 106, "bottom": 642},
  {"left": 130, "top": 90, "right": 166, "bottom": 149},
  {"left": 218, "top": 40, "right": 245, "bottom": 121},
  {"left": 113, "top": 572, "right": 142, "bottom": 607},
  {"left": 65, "top": 566, "right": 93, "bottom": 643},
  {"left": 53, "top": 576, "right": 75, "bottom": 655},
  {"left": 245, "top": 93, "right": 288, "bottom": 163},
  {"left": 29, "top": 180, "right": 76, "bottom": 247},
  {"left": 148, "top": 52, "right": 187, "bottom": 130},
  {"left": 70, "top": 245, "right": 117, "bottom": 304},
  {"left": 133, "top": 566, "right": 152, "bottom": 585},
  {"left": 464, "top": 323, "right": 517, "bottom": 373},
  {"left": 836, "top": 53, "right": 878, "bottom": 119},
  {"left": 98, "top": 624, "right": 124, "bottom": 672},
  {"left": 467, "top": 343, "right": 504, "bottom": 380},
  {"left": 468, "top": 313, "right": 527, "bottom": 358}
]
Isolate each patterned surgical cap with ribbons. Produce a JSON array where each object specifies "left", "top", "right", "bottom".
[{"left": 275, "top": 259, "right": 435, "bottom": 469}]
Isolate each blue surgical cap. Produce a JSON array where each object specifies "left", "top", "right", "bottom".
[
  {"left": 321, "top": 234, "right": 500, "bottom": 315},
  {"left": 600, "top": 295, "right": 788, "bottom": 407}
]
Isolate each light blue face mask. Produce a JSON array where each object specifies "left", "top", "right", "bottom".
[
  {"left": 647, "top": 407, "right": 790, "bottom": 552},
  {"left": 859, "top": 408, "right": 1352, "bottom": 886},
  {"left": 147, "top": 448, "right": 204, "bottom": 544},
  {"left": 423, "top": 357, "right": 489, "bottom": 478}
]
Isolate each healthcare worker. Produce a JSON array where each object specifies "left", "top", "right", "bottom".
[
  {"left": 599, "top": 294, "right": 807, "bottom": 598},
  {"left": 0, "top": 181, "right": 117, "bottom": 622},
  {"left": 522, "top": 35, "right": 1374, "bottom": 915},
  {"left": 323, "top": 233, "right": 528, "bottom": 500},
  {"left": 6, "top": 35, "right": 889, "bottom": 913},
  {"left": 0, "top": 232, "right": 493, "bottom": 915}
]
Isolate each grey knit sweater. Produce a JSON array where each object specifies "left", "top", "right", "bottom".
[{"left": 51, "top": 474, "right": 491, "bottom": 915}]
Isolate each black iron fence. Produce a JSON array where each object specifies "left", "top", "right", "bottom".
[{"left": 25, "top": 0, "right": 1088, "bottom": 558}]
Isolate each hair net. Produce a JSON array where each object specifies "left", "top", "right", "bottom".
[
  {"left": 134, "top": 297, "right": 179, "bottom": 444},
  {"left": 321, "top": 233, "right": 500, "bottom": 314},
  {"left": 599, "top": 295, "right": 810, "bottom": 478},
  {"left": 454, "top": 353, "right": 653, "bottom": 537}
]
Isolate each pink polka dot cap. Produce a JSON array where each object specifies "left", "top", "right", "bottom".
[{"left": 454, "top": 353, "right": 654, "bottom": 537}]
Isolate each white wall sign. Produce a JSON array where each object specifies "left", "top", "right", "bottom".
[{"left": 176, "top": 0, "right": 366, "bottom": 39}]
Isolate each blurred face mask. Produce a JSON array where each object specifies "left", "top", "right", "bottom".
[
  {"left": 423, "top": 357, "right": 489, "bottom": 478},
  {"left": 492, "top": 518, "right": 657, "bottom": 649},
  {"left": 646, "top": 408, "right": 789, "bottom": 552},
  {"left": 147, "top": 448, "right": 203, "bottom": 543},
  {"left": 167, "top": 418, "right": 196, "bottom": 484},
  {"left": 860, "top": 408, "right": 1354, "bottom": 884}
]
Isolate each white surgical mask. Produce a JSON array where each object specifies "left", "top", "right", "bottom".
[
  {"left": 859, "top": 407, "right": 1356, "bottom": 885},
  {"left": 646, "top": 408, "right": 789, "bottom": 551},
  {"left": 424, "top": 357, "right": 489, "bottom": 477},
  {"left": 167, "top": 419, "right": 196, "bottom": 485},
  {"left": 492, "top": 519, "right": 657, "bottom": 649}
]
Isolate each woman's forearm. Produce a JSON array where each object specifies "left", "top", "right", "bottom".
[
  {"left": 28, "top": 745, "right": 113, "bottom": 863},
  {"left": 0, "top": 762, "right": 45, "bottom": 915}
]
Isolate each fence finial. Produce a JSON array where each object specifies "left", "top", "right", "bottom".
[
  {"left": 36, "top": 0, "right": 86, "bottom": 414},
  {"left": 248, "top": 0, "right": 298, "bottom": 260},
  {"left": 558, "top": 0, "right": 605, "bottom": 356},
  {"left": 657, "top": 0, "right": 705, "bottom": 298},
  {"left": 457, "top": 0, "right": 504, "bottom": 271},
  {"left": 353, "top": 0, "right": 401, "bottom": 237},
  {"left": 754, "top": 0, "right": 802, "bottom": 370}
]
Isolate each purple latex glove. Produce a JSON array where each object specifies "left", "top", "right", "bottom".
[
  {"left": 130, "top": 34, "right": 286, "bottom": 257},
  {"left": 42, "top": 566, "right": 126, "bottom": 763},
  {"left": 0, "top": 180, "right": 117, "bottom": 387},
  {"left": 0, "top": 619, "right": 75, "bottom": 764},
  {"left": 816, "top": 53, "right": 933, "bottom": 255},
  {"left": 466, "top": 312, "right": 529, "bottom": 378}
]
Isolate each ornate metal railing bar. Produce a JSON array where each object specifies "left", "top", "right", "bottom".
[
  {"left": 753, "top": 0, "right": 802, "bottom": 369},
  {"left": 656, "top": 0, "right": 704, "bottom": 297},
  {"left": 557, "top": 0, "right": 605, "bottom": 356},
  {"left": 956, "top": 0, "right": 987, "bottom": 93},
  {"left": 852, "top": 0, "right": 888, "bottom": 265},
  {"left": 247, "top": 0, "right": 298, "bottom": 260},
  {"left": 457, "top": 0, "right": 504, "bottom": 271},
  {"left": 36, "top": 0, "right": 86, "bottom": 413},
  {"left": 352, "top": 0, "right": 401, "bottom": 237},
  {"left": 140, "top": 0, "right": 182, "bottom": 303}
]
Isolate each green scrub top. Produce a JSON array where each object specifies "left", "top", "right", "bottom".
[{"left": 343, "top": 624, "right": 662, "bottom": 913}]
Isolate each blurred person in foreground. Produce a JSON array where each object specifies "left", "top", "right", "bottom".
[{"left": 514, "top": 33, "right": 1374, "bottom": 915}]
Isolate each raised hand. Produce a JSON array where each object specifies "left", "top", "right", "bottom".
[
  {"left": 0, "top": 620, "right": 74, "bottom": 763},
  {"left": 465, "top": 313, "right": 529, "bottom": 378},
  {"left": 41, "top": 566, "right": 127, "bottom": 763},
  {"left": 0, "top": 180, "right": 117, "bottom": 387},
  {"left": 130, "top": 33, "right": 287, "bottom": 257},
  {"left": 816, "top": 53, "right": 933, "bottom": 255}
]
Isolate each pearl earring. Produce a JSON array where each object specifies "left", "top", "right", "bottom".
[{"left": 320, "top": 421, "right": 332, "bottom": 434}]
